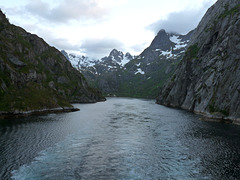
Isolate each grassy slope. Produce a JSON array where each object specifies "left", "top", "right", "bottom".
[{"left": 0, "top": 12, "right": 104, "bottom": 112}]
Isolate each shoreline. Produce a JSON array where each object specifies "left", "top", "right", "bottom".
[
  {"left": 196, "top": 112, "right": 240, "bottom": 125},
  {"left": 0, "top": 99, "right": 107, "bottom": 119},
  {"left": 0, "top": 107, "right": 80, "bottom": 119},
  {"left": 156, "top": 102, "right": 240, "bottom": 125}
]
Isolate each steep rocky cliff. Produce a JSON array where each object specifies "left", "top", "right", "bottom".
[
  {"left": 157, "top": 0, "right": 240, "bottom": 123},
  {"left": 0, "top": 10, "right": 105, "bottom": 116}
]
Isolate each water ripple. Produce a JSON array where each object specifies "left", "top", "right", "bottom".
[{"left": 0, "top": 98, "right": 239, "bottom": 179}]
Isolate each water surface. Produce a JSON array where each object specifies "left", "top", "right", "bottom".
[{"left": 0, "top": 98, "right": 240, "bottom": 179}]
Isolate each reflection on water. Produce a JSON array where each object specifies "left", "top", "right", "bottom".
[{"left": 0, "top": 98, "right": 239, "bottom": 179}]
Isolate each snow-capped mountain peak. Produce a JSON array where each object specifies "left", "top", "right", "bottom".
[
  {"left": 67, "top": 54, "right": 99, "bottom": 69},
  {"left": 139, "top": 29, "right": 194, "bottom": 61},
  {"left": 62, "top": 49, "right": 134, "bottom": 75},
  {"left": 107, "top": 49, "right": 134, "bottom": 66}
]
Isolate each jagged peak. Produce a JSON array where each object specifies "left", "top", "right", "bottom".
[
  {"left": 0, "top": 9, "right": 9, "bottom": 23},
  {"left": 125, "top": 52, "right": 132, "bottom": 57},
  {"left": 157, "top": 29, "right": 167, "bottom": 34},
  {"left": 0, "top": 9, "right": 6, "bottom": 18},
  {"left": 109, "top": 49, "right": 123, "bottom": 56},
  {"left": 108, "top": 49, "right": 124, "bottom": 63},
  {"left": 147, "top": 29, "right": 173, "bottom": 51},
  {"left": 154, "top": 29, "right": 170, "bottom": 39},
  {"left": 155, "top": 29, "right": 169, "bottom": 38},
  {"left": 110, "top": 48, "right": 119, "bottom": 53}
]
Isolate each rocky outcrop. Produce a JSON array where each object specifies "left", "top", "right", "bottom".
[
  {"left": 0, "top": 10, "right": 105, "bottom": 116},
  {"left": 157, "top": 0, "right": 240, "bottom": 123}
]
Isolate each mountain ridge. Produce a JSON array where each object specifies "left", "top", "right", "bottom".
[{"left": 63, "top": 29, "right": 193, "bottom": 98}]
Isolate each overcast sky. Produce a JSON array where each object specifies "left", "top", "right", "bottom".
[{"left": 1, "top": 0, "right": 217, "bottom": 58}]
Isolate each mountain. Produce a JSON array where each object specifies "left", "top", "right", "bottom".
[
  {"left": 139, "top": 29, "right": 191, "bottom": 63},
  {"left": 65, "top": 49, "right": 134, "bottom": 72},
  {"left": 0, "top": 10, "right": 105, "bottom": 117},
  {"left": 157, "top": 0, "right": 240, "bottom": 123},
  {"left": 63, "top": 30, "right": 193, "bottom": 98},
  {"left": 118, "top": 29, "right": 194, "bottom": 98},
  {"left": 62, "top": 49, "right": 134, "bottom": 95}
]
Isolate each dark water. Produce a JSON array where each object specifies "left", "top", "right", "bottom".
[{"left": 0, "top": 98, "right": 240, "bottom": 180}]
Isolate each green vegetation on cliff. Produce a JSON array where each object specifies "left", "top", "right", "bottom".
[
  {"left": 113, "top": 57, "right": 180, "bottom": 99},
  {"left": 0, "top": 11, "right": 105, "bottom": 113}
]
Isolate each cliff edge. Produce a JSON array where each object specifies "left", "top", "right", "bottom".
[{"left": 156, "top": 0, "right": 240, "bottom": 124}]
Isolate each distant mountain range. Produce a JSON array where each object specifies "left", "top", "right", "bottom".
[
  {"left": 61, "top": 49, "right": 134, "bottom": 73},
  {"left": 62, "top": 29, "right": 194, "bottom": 98}
]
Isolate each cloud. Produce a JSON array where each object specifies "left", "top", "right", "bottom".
[
  {"left": 26, "top": 26, "right": 80, "bottom": 51},
  {"left": 48, "top": 37, "right": 80, "bottom": 52},
  {"left": 80, "top": 38, "right": 125, "bottom": 58},
  {"left": 25, "top": 0, "right": 109, "bottom": 23},
  {"left": 146, "top": 0, "right": 216, "bottom": 35},
  {"left": 130, "top": 43, "right": 149, "bottom": 54}
]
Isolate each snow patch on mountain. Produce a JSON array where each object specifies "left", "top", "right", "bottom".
[
  {"left": 160, "top": 49, "right": 179, "bottom": 59},
  {"left": 135, "top": 68, "right": 145, "bottom": 75},
  {"left": 136, "top": 62, "right": 141, "bottom": 67},
  {"left": 170, "top": 35, "right": 180, "bottom": 44},
  {"left": 170, "top": 35, "right": 188, "bottom": 50},
  {"left": 68, "top": 54, "right": 99, "bottom": 69},
  {"left": 62, "top": 49, "right": 134, "bottom": 76},
  {"left": 119, "top": 56, "right": 131, "bottom": 66},
  {"left": 161, "top": 50, "right": 172, "bottom": 56}
]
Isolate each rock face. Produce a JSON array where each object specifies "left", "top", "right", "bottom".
[
  {"left": 0, "top": 10, "right": 105, "bottom": 115},
  {"left": 157, "top": 0, "right": 240, "bottom": 123}
]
